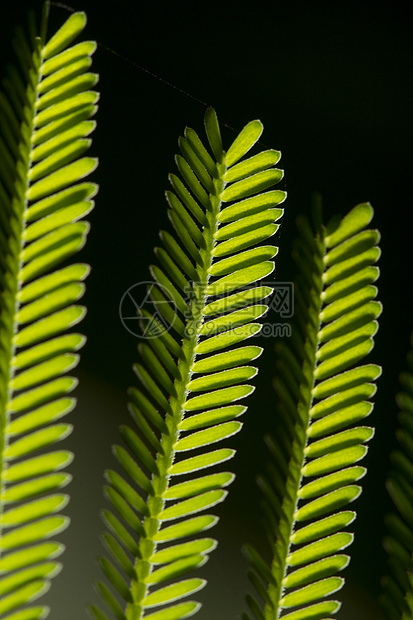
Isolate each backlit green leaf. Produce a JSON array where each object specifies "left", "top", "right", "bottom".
[
  {"left": 144, "top": 601, "right": 201, "bottom": 620},
  {"left": 179, "top": 406, "right": 246, "bottom": 431},
  {"left": 93, "top": 107, "right": 284, "bottom": 616},
  {"left": 283, "top": 555, "right": 349, "bottom": 589},
  {"left": 144, "top": 579, "right": 206, "bottom": 608},
  {"left": 8, "top": 398, "right": 75, "bottom": 435},
  {"left": 224, "top": 150, "right": 280, "bottom": 183},
  {"left": 187, "top": 367, "right": 257, "bottom": 392},
  {"left": 325, "top": 202, "right": 373, "bottom": 248},
  {"left": 151, "top": 539, "right": 217, "bottom": 565},
  {"left": 14, "top": 306, "right": 86, "bottom": 347},
  {"left": 0, "top": 495, "right": 68, "bottom": 527},
  {"left": 43, "top": 12, "right": 87, "bottom": 59},
  {"left": 288, "top": 533, "right": 353, "bottom": 566},
  {"left": 42, "top": 41, "right": 97, "bottom": 75},
  {"left": 191, "top": 347, "right": 262, "bottom": 374},
  {"left": 0, "top": 11, "right": 97, "bottom": 615},
  {"left": 225, "top": 120, "right": 263, "bottom": 167},
  {"left": 154, "top": 517, "right": 218, "bottom": 543},
  {"left": 169, "top": 449, "right": 235, "bottom": 475},
  {"left": 0, "top": 581, "right": 50, "bottom": 616},
  {"left": 160, "top": 490, "right": 227, "bottom": 521},
  {"left": 222, "top": 169, "right": 283, "bottom": 202},
  {"left": 4, "top": 452, "right": 73, "bottom": 483},
  {"left": 291, "top": 512, "right": 356, "bottom": 546},
  {"left": 281, "top": 600, "right": 341, "bottom": 620},
  {"left": 0, "top": 517, "right": 69, "bottom": 550},
  {"left": 280, "top": 576, "right": 344, "bottom": 608},
  {"left": 27, "top": 157, "right": 98, "bottom": 201},
  {"left": 219, "top": 191, "right": 285, "bottom": 223},
  {"left": 175, "top": 422, "right": 243, "bottom": 450},
  {"left": 184, "top": 387, "right": 253, "bottom": 411},
  {"left": 164, "top": 473, "right": 234, "bottom": 500},
  {"left": 5, "top": 426, "right": 73, "bottom": 460}
]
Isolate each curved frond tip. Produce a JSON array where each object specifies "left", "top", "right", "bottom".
[
  {"left": 93, "top": 108, "right": 286, "bottom": 620},
  {"left": 0, "top": 7, "right": 98, "bottom": 618},
  {"left": 244, "top": 200, "right": 381, "bottom": 620}
]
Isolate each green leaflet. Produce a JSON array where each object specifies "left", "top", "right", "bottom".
[
  {"left": 187, "top": 366, "right": 257, "bottom": 391},
  {"left": 291, "top": 512, "right": 356, "bottom": 546},
  {"left": 244, "top": 202, "right": 381, "bottom": 620},
  {"left": 184, "top": 386, "right": 254, "bottom": 411},
  {"left": 0, "top": 516, "right": 69, "bottom": 550},
  {"left": 0, "top": 581, "right": 50, "bottom": 616},
  {"left": 143, "top": 579, "right": 206, "bottom": 608},
  {"left": 282, "top": 555, "right": 349, "bottom": 589},
  {"left": 144, "top": 602, "right": 201, "bottom": 620},
  {"left": 280, "top": 576, "right": 344, "bottom": 608},
  {"left": 216, "top": 209, "right": 282, "bottom": 240},
  {"left": 0, "top": 542, "right": 64, "bottom": 574},
  {"left": 175, "top": 422, "right": 243, "bottom": 450},
  {"left": 0, "top": 495, "right": 68, "bottom": 527},
  {"left": 2, "top": 473, "right": 71, "bottom": 503},
  {"left": 154, "top": 519, "right": 218, "bottom": 544},
  {"left": 0, "top": 6, "right": 97, "bottom": 618},
  {"left": 150, "top": 539, "right": 217, "bottom": 565},
  {"left": 168, "top": 449, "right": 235, "bottom": 475},
  {"left": 179, "top": 406, "right": 246, "bottom": 431},
  {"left": 298, "top": 466, "right": 366, "bottom": 499},
  {"left": 3, "top": 452, "right": 73, "bottom": 483},
  {"left": 159, "top": 490, "right": 227, "bottom": 521},
  {"left": 17, "top": 282, "right": 86, "bottom": 323},
  {"left": 191, "top": 346, "right": 262, "bottom": 373},
  {"left": 11, "top": 354, "right": 79, "bottom": 391},
  {"left": 280, "top": 600, "right": 341, "bottom": 620},
  {"left": 380, "top": 333, "right": 413, "bottom": 619},
  {"left": 0, "top": 562, "right": 61, "bottom": 598},
  {"left": 164, "top": 473, "right": 234, "bottom": 500},
  {"left": 195, "top": 324, "right": 262, "bottom": 355},
  {"left": 95, "top": 108, "right": 286, "bottom": 620}
]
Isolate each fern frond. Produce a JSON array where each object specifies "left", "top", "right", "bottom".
[
  {"left": 380, "top": 334, "right": 413, "bottom": 620},
  {"left": 0, "top": 7, "right": 98, "bottom": 617},
  {"left": 244, "top": 200, "right": 381, "bottom": 620},
  {"left": 93, "top": 108, "right": 286, "bottom": 620}
]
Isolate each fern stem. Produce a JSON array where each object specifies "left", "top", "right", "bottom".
[
  {"left": 125, "top": 163, "right": 227, "bottom": 619},
  {"left": 266, "top": 222, "right": 327, "bottom": 619},
  {"left": 0, "top": 33, "right": 43, "bottom": 554}
]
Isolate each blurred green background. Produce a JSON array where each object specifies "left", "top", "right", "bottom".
[{"left": 1, "top": 1, "right": 412, "bottom": 618}]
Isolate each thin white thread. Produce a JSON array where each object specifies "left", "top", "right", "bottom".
[
  {"left": 47, "top": 5, "right": 273, "bottom": 149},
  {"left": 49, "top": 2, "right": 75, "bottom": 12},
  {"left": 96, "top": 42, "right": 238, "bottom": 133},
  {"left": 98, "top": 44, "right": 280, "bottom": 157},
  {"left": 99, "top": 44, "right": 209, "bottom": 107}
]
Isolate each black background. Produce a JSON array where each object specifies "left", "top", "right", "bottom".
[{"left": 1, "top": 1, "right": 412, "bottom": 618}]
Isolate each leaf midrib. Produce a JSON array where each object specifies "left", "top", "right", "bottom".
[
  {"left": 126, "top": 163, "right": 227, "bottom": 619},
  {"left": 0, "top": 35, "right": 44, "bottom": 549},
  {"left": 266, "top": 229, "right": 327, "bottom": 620}
]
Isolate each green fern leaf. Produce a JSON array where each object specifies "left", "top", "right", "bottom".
[
  {"left": 0, "top": 6, "right": 98, "bottom": 617},
  {"left": 380, "top": 333, "right": 413, "bottom": 620},
  {"left": 244, "top": 199, "right": 381, "bottom": 619},
  {"left": 94, "top": 108, "right": 286, "bottom": 620}
]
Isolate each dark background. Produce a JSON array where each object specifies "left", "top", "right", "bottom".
[{"left": 1, "top": 1, "right": 412, "bottom": 618}]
